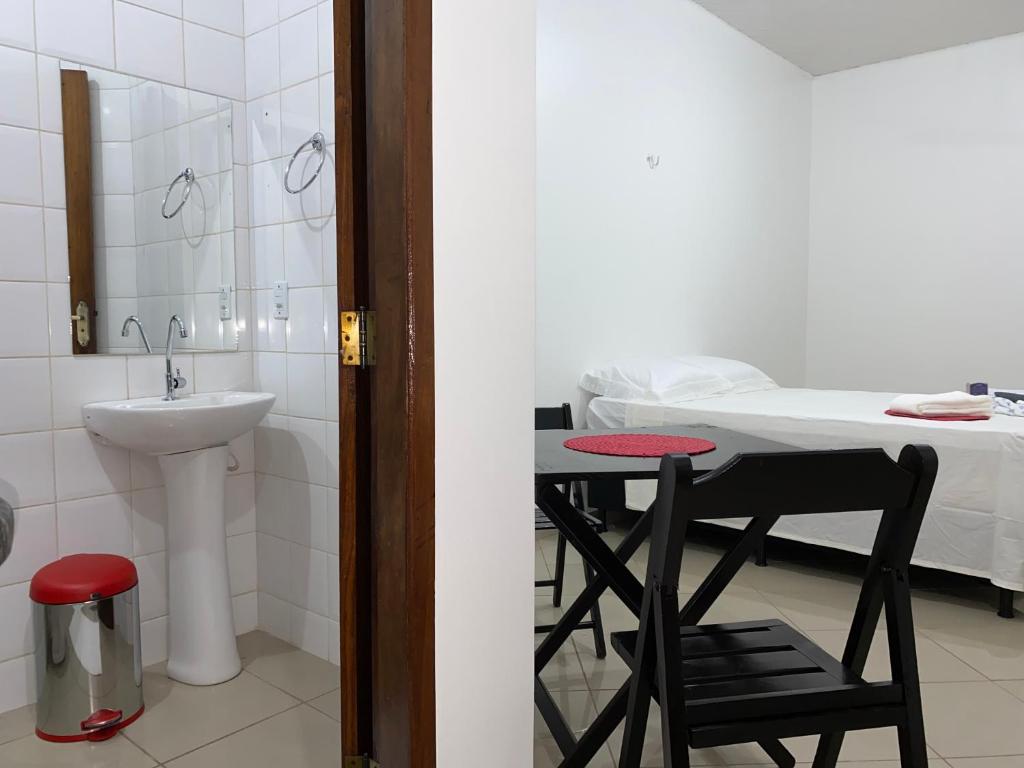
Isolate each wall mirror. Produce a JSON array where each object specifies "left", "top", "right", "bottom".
[{"left": 60, "top": 64, "right": 239, "bottom": 355}]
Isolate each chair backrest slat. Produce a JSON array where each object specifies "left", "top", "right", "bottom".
[{"left": 686, "top": 449, "right": 918, "bottom": 521}]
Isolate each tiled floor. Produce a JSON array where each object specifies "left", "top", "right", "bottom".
[
  {"left": 534, "top": 525, "right": 1024, "bottom": 768},
  {"left": 0, "top": 631, "right": 341, "bottom": 767}
]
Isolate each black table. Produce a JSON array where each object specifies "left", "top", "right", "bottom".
[{"left": 535, "top": 425, "right": 798, "bottom": 764}]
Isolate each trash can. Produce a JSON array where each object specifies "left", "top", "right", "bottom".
[{"left": 30, "top": 554, "right": 144, "bottom": 742}]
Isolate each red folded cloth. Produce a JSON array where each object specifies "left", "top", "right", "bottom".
[{"left": 884, "top": 409, "right": 990, "bottom": 421}]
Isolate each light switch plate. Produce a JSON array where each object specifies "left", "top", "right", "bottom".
[
  {"left": 218, "top": 285, "right": 232, "bottom": 320},
  {"left": 272, "top": 281, "right": 288, "bottom": 319}
]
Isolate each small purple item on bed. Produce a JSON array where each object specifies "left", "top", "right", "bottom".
[{"left": 968, "top": 382, "right": 989, "bottom": 396}]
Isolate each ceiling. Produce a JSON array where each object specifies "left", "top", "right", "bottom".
[{"left": 692, "top": 0, "right": 1024, "bottom": 75}]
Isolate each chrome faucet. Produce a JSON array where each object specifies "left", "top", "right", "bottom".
[
  {"left": 164, "top": 315, "right": 189, "bottom": 401},
  {"left": 120, "top": 315, "right": 153, "bottom": 353}
]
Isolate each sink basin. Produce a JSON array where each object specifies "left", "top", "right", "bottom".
[
  {"left": 83, "top": 391, "right": 274, "bottom": 455},
  {"left": 81, "top": 391, "right": 275, "bottom": 686}
]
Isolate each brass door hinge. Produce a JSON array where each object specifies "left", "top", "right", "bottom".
[
  {"left": 344, "top": 757, "right": 379, "bottom": 768},
  {"left": 341, "top": 308, "right": 376, "bottom": 368}
]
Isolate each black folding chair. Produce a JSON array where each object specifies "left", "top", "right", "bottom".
[
  {"left": 613, "top": 445, "right": 938, "bottom": 768},
  {"left": 535, "top": 404, "right": 607, "bottom": 658}
]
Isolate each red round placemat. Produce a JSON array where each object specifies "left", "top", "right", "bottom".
[{"left": 564, "top": 434, "right": 716, "bottom": 457}]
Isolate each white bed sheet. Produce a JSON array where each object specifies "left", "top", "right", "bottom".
[{"left": 586, "top": 388, "right": 1024, "bottom": 591}]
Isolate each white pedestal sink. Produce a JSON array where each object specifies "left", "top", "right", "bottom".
[{"left": 83, "top": 391, "right": 275, "bottom": 685}]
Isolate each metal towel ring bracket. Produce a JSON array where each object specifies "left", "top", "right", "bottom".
[
  {"left": 284, "top": 132, "right": 326, "bottom": 194},
  {"left": 162, "top": 167, "right": 195, "bottom": 219}
]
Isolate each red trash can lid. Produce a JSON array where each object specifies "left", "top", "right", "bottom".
[{"left": 30, "top": 554, "right": 138, "bottom": 605}]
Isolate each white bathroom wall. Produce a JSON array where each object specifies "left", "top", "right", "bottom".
[
  {"left": 244, "top": 1, "right": 341, "bottom": 665},
  {"left": 536, "top": 0, "right": 813, "bottom": 414},
  {"left": 806, "top": 33, "right": 1024, "bottom": 392},
  {"left": 0, "top": 0, "right": 255, "bottom": 714}
]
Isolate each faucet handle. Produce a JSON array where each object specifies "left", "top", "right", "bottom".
[{"left": 172, "top": 368, "right": 188, "bottom": 391}]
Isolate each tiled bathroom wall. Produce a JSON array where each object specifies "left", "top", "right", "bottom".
[
  {"left": 0, "top": 0, "right": 255, "bottom": 714},
  {"left": 244, "top": 0, "right": 341, "bottom": 665}
]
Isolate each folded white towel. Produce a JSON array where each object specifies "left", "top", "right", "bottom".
[{"left": 889, "top": 391, "right": 993, "bottom": 417}]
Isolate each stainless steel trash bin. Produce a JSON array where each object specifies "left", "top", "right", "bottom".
[{"left": 30, "top": 554, "right": 144, "bottom": 742}]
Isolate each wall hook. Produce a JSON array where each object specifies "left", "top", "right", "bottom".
[{"left": 646, "top": 154, "right": 660, "bottom": 170}]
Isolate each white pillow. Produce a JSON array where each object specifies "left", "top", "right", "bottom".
[
  {"left": 678, "top": 355, "right": 778, "bottom": 394},
  {"left": 578, "top": 357, "right": 733, "bottom": 403}
]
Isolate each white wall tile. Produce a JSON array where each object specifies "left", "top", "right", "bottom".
[
  {"left": 278, "top": 9, "right": 317, "bottom": 89},
  {"left": 325, "top": 487, "right": 338, "bottom": 555},
  {"left": 225, "top": 472, "right": 256, "bottom": 535},
  {"left": 255, "top": 351, "right": 287, "bottom": 411},
  {"left": 93, "top": 88, "right": 132, "bottom": 142},
  {"left": 44, "top": 208, "right": 69, "bottom": 282},
  {"left": 0, "top": 655, "right": 37, "bottom": 715},
  {"left": 0, "top": 505, "right": 56, "bottom": 588},
  {"left": 227, "top": 531, "right": 257, "bottom": 594},
  {"left": 193, "top": 351, "right": 252, "bottom": 391},
  {"left": 286, "top": 415, "right": 326, "bottom": 485},
  {"left": 0, "top": 46, "right": 40, "bottom": 129},
  {"left": 37, "top": 57, "right": 64, "bottom": 133},
  {"left": 183, "top": 0, "right": 242, "bottom": 35},
  {"left": 244, "top": 26, "right": 279, "bottom": 99},
  {"left": 327, "top": 552, "right": 338, "bottom": 620},
  {"left": 248, "top": 93, "right": 281, "bottom": 164},
  {"left": 232, "top": 591, "right": 257, "bottom": 633},
  {"left": 134, "top": 550, "right": 167, "bottom": 620},
  {"left": 184, "top": 23, "right": 244, "bottom": 100},
  {"left": 0, "top": 360, "right": 52, "bottom": 435},
  {"left": 285, "top": 354, "right": 325, "bottom": 419},
  {"left": 257, "top": 590, "right": 290, "bottom": 640},
  {"left": 317, "top": 2, "right": 333, "bottom": 75},
  {"left": 114, "top": 1, "right": 185, "bottom": 85},
  {"left": 256, "top": 532, "right": 290, "bottom": 600},
  {"left": 328, "top": 618, "right": 339, "bottom": 666},
  {"left": 0, "top": 205, "right": 45, "bottom": 281},
  {"left": 324, "top": 419, "right": 337, "bottom": 488},
  {"left": 0, "top": 282, "right": 49, "bottom": 356},
  {"left": 0, "top": 126, "right": 42, "bottom": 205},
  {"left": 36, "top": 0, "right": 116, "bottom": 68},
  {"left": 285, "top": 286, "right": 324, "bottom": 353},
  {"left": 279, "top": 78, "right": 318, "bottom": 158},
  {"left": 51, "top": 356, "right": 127, "bottom": 428},
  {"left": 131, "top": 486, "right": 166, "bottom": 556},
  {"left": 39, "top": 133, "right": 66, "bottom": 209},
  {"left": 53, "top": 428, "right": 131, "bottom": 501},
  {"left": 46, "top": 284, "right": 73, "bottom": 356},
  {"left": 289, "top": 542, "right": 326, "bottom": 614},
  {"left": 279, "top": 0, "right": 316, "bottom": 19},
  {"left": 289, "top": 604, "right": 327, "bottom": 658},
  {"left": 250, "top": 160, "right": 283, "bottom": 226},
  {"left": 140, "top": 616, "right": 168, "bottom": 667},
  {"left": 93, "top": 141, "right": 134, "bottom": 195},
  {"left": 0, "top": 582, "right": 33, "bottom": 661},
  {"left": 0, "top": 433, "right": 54, "bottom": 509},
  {"left": 131, "top": 0, "right": 182, "bottom": 15},
  {"left": 130, "top": 450, "right": 163, "bottom": 490},
  {"left": 243, "top": 0, "right": 278, "bottom": 36},
  {"left": 0, "top": 0, "right": 36, "bottom": 50},
  {"left": 56, "top": 492, "right": 132, "bottom": 557},
  {"left": 282, "top": 220, "right": 322, "bottom": 287}
]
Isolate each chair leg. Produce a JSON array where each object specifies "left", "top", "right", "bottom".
[
  {"left": 754, "top": 537, "right": 768, "bottom": 567},
  {"left": 582, "top": 561, "right": 606, "bottom": 659},
  {"left": 897, "top": 717, "right": 929, "bottom": 768},
  {"left": 552, "top": 533, "right": 567, "bottom": 608},
  {"left": 811, "top": 733, "right": 844, "bottom": 768}
]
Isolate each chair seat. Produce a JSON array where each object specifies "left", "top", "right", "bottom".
[
  {"left": 535, "top": 507, "right": 605, "bottom": 533},
  {"left": 611, "top": 618, "right": 905, "bottom": 747}
]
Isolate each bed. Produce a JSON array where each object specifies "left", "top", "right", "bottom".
[{"left": 584, "top": 386, "right": 1024, "bottom": 601}]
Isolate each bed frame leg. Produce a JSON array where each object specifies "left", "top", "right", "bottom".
[
  {"left": 998, "top": 587, "right": 1016, "bottom": 619},
  {"left": 754, "top": 539, "right": 768, "bottom": 567}
]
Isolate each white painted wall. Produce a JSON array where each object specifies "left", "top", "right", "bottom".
[
  {"left": 806, "top": 33, "right": 1024, "bottom": 392},
  {"left": 434, "top": 0, "right": 536, "bottom": 763},
  {"left": 536, "top": 0, "right": 812, "bottom": 415}
]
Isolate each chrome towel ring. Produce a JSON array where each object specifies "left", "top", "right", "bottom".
[
  {"left": 161, "top": 167, "right": 195, "bottom": 219},
  {"left": 284, "top": 132, "right": 326, "bottom": 194}
]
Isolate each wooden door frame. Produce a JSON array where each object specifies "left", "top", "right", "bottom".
[{"left": 335, "top": 1, "right": 436, "bottom": 765}]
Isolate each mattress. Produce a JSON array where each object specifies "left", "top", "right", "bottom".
[{"left": 586, "top": 388, "right": 1024, "bottom": 591}]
